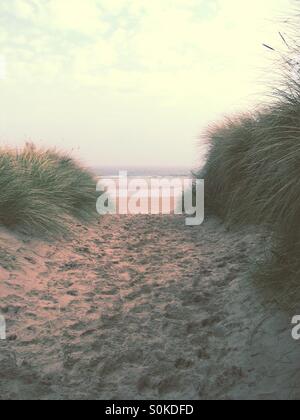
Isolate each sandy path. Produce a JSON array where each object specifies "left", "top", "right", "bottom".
[{"left": 0, "top": 215, "right": 299, "bottom": 400}]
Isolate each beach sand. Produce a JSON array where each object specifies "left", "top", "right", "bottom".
[{"left": 0, "top": 215, "right": 299, "bottom": 400}]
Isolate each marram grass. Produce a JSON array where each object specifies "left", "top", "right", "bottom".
[
  {"left": 0, "top": 143, "right": 96, "bottom": 236},
  {"left": 197, "top": 30, "right": 300, "bottom": 292}
]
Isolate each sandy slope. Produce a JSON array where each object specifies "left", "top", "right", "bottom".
[{"left": 0, "top": 215, "right": 300, "bottom": 400}]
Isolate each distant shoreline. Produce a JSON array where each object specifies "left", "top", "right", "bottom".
[{"left": 90, "top": 166, "right": 193, "bottom": 177}]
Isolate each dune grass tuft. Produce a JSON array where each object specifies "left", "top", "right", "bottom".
[
  {"left": 0, "top": 143, "right": 97, "bottom": 236},
  {"left": 196, "top": 20, "right": 300, "bottom": 291}
]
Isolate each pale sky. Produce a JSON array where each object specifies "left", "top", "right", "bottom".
[{"left": 0, "top": 0, "right": 293, "bottom": 168}]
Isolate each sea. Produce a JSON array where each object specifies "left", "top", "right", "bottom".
[{"left": 92, "top": 166, "right": 193, "bottom": 214}]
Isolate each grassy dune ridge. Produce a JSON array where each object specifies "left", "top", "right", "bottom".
[
  {"left": 197, "top": 21, "right": 300, "bottom": 286},
  {"left": 0, "top": 143, "right": 96, "bottom": 236}
]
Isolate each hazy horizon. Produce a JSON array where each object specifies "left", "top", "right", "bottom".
[
  {"left": 91, "top": 164, "right": 192, "bottom": 177},
  {"left": 0, "top": 0, "right": 293, "bottom": 168}
]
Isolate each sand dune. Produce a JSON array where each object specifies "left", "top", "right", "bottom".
[{"left": 0, "top": 215, "right": 299, "bottom": 400}]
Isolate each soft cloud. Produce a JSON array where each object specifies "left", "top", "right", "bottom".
[
  {"left": 15, "top": 0, "right": 36, "bottom": 20},
  {"left": 49, "top": 0, "right": 108, "bottom": 35},
  {"left": 1, "top": 0, "right": 291, "bottom": 86}
]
